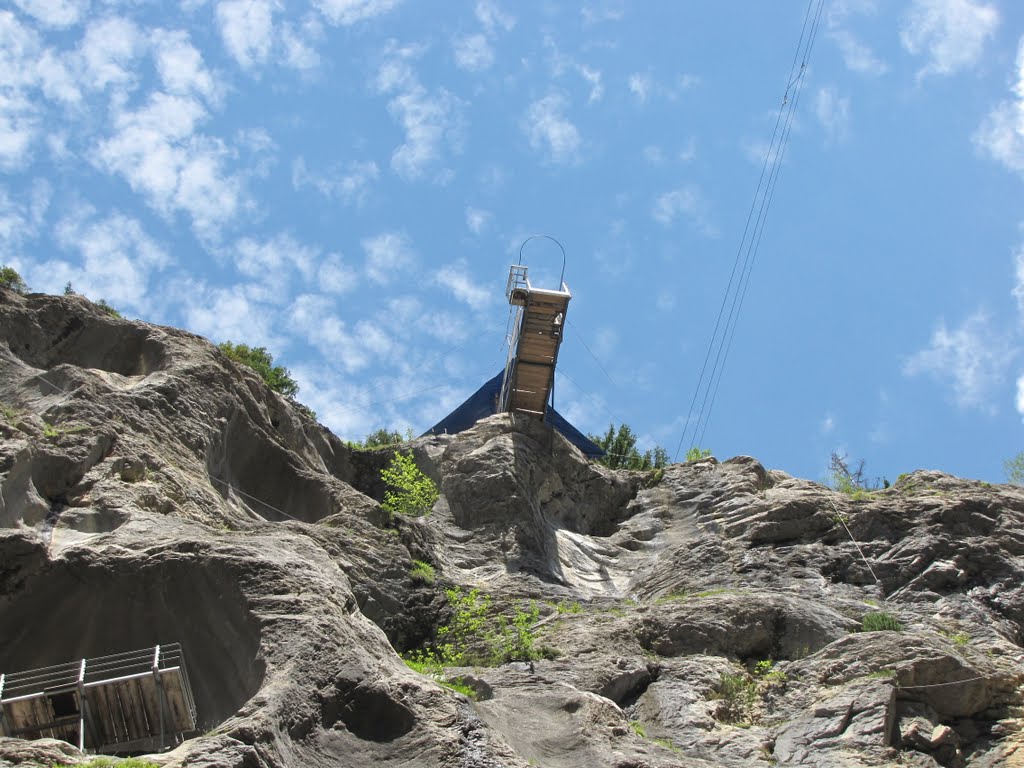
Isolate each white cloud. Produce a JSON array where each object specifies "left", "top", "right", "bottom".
[
  {"left": 314, "top": 0, "right": 400, "bottom": 26},
  {"left": 465, "top": 206, "right": 491, "bottom": 234},
  {"left": 826, "top": 0, "right": 888, "bottom": 75},
  {"left": 475, "top": 0, "right": 515, "bottom": 34},
  {"left": 815, "top": 86, "right": 851, "bottom": 142},
  {"left": 182, "top": 281, "right": 283, "bottom": 350},
  {"left": 437, "top": 261, "right": 490, "bottom": 310},
  {"left": 79, "top": 15, "right": 144, "bottom": 91},
  {"left": 900, "top": 0, "right": 999, "bottom": 78},
  {"left": 652, "top": 186, "right": 716, "bottom": 236},
  {"left": 233, "top": 233, "right": 318, "bottom": 295},
  {"left": 523, "top": 93, "right": 581, "bottom": 165},
  {"left": 903, "top": 312, "right": 1012, "bottom": 412},
  {"left": 0, "top": 180, "right": 49, "bottom": 256},
  {"left": 820, "top": 413, "right": 836, "bottom": 435},
  {"left": 453, "top": 33, "right": 493, "bottom": 72},
  {"left": 94, "top": 92, "right": 242, "bottom": 241},
  {"left": 1013, "top": 243, "right": 1024, "bottom": 316},
  {"left": 292, "top": 157, "right": 379, "bottom": 204},
  {"left": 362, "top": 231, "right": 415, "bottom": 285},
  {"left": 216, "top": 0, "right": 275, "bottom": 70},
  {"left": 1016, "top": 375, "right": 1024, "bottom": 421},
  {"left": 153, "top": 29, "right": 220, "bottom": 104},
  {"left": 581, "top": 2, "right": 624, "bottom": 25},
  {"left": 628, "top": 73, "right": 650, "bottom": 103},
  {"left": 317, "top": 252, "right": 357, "bottom": 294},
  {"left": 13, "top": 0, "right": 88, "bottom": 28},
  {"left": 578, "top": 65, "right": 603, "bottom": 103},
  {"left": 281, "top": 20, "right": 321, "bottom": 71},
  {"left": 374, "top": 51, "right": 463, "bottom": 181},
  {"left": 39, "top": 208, "right": 171, "bottom": 311},
  {"left": 973, "top": 35, "right": 1024, "bottom": 176}
]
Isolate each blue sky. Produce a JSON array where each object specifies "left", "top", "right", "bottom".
[{"left": 2, "top": 0, "right": 1023, "bottom": 484}]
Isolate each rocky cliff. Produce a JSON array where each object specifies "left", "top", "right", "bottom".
[{"left": 1, "top": 288, "right": 1023, "bottom": 768}]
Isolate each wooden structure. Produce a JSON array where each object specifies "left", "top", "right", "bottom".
[
  {"left": 499, "top": 263, "right": 571, "bottom": 418},
  {"left": 0, "top": 644, "right": 197, "bottom": 754}
]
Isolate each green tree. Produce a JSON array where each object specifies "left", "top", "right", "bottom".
[
  {"left": 218, "top": 342, "right": 299, "bottom": 397},
  {"left": 1005, "top": 452, "right": 1024, "bottom": 485},
  {"left": 381, "top": 450, "right": 438, "bottom": 517},
  {"left": 589, "top": 423, "right": 668, "bottom": 471},
  {"left": 363, "top": 427, "right": 413, "bottom": 448},
  {"left": 0, "top": 266, "right": 28, "bottom": 294}
]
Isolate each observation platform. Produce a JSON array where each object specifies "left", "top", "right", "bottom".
[
  {"left": 499, "top": 264, "right": 571, "bottom": 418},
  {"left": 0, "top": 644, "right": 197, "bottom": 754}
]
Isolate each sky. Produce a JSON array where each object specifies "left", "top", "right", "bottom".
[{"left": 2, "top": 0, "right": 1023, "bottom": 485}]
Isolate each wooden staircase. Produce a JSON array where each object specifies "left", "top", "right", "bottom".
[{"left": 499, "top": 265, "right": 571, "bottom": 418}]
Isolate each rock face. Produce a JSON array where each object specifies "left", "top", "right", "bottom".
[{"left": 1, "top": 288, "right": 1023, "bottom": 768}]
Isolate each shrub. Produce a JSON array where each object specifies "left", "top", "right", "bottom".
[
  {"left": 410, "top": 560, "right": 436, "bottom": 584},
  {"left": 381, "top": 451, "right": 438, "bottom": 517},
  {"left": 218, "top": 342, "right": 299, "bottom": 397},
  {"left": 0, "top": 265, "right": 27, "bottom": 294},
  {"left": 629, "top": 721, "right": 647, "bottom": 738},
  {"left": 712, "top": 671, "right": 759, "bottom": 724},
  {"left": 685, "top": 447, "right": 712, "bottom": 461},
  {"left": 363, "top": 427, "right": 413, "bottom": 448},
  {"left": 859, "top": 612, "right": 902, "bottom": 632}
]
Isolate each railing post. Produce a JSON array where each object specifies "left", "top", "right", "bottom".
[
  {"left": 77, "top": 659, "right": 86, "bottom": 752},
  {"left": 152, "top": 646, "right": 164, "bottom": 751}
]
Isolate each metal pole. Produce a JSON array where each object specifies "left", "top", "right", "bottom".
[{"left": 77, "top": 659, "right": 87, "bottom": 752}]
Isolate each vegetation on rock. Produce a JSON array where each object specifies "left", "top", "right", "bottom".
[
  {"left": 1005, "top": 452, "right": 1024, "bottom": 485},
  {"left": 589, "top": 422, "right": 668, "bottom": 470},
  {"left": 217, "top": 341, "right": 299, "bottom": 397},
  {"left": 0, "top": 265, "right": 28, "bottom": 294},
  {"left": 859, "top": 611, "right": 903, "bottom": 632}
]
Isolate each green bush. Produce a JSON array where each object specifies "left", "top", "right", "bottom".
[
  {"left": 218, "top": 342, "right": 299, "bottom": 397},
  {"left": 410, "top": 560, "right": 436, "bottom": 584},
  {"left": 685, "top": 447, "right": 712, "bottom": 461},
  {"left": 859, "top": 612, "right": 902, "bottom": 632},
  {"left": 0, "top": 265, "right": 27, "bottom": 294},
  {"left": 381, "top": 451, "right": 438, "bottom": 517}
]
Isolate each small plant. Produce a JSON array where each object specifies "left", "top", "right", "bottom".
[
  {"left": 859, "top": 612, "right": 902, "bottom": 632},
  {"left": 685, "top": 447, "right": 712, "bottom": 461},
  {"left": 1, "top": 403, "right": 18, "bottom": 425},
  {"left": 439, "top": 676, "right": 477, "bottom": 699},
  {"left": 655, "top": 591, "right": 688, "bottom": 603},
  {"left": 555, "top": 600, "right": 582, "bottom": 614},
  {"left": 356, "top": 427, "right": 414, "bottom": 448},
  {"left": 0, "top": 265, "right": 28, "bottom": 294},
  {"left": 410, "top": 560, "right": 436, "bottom": 584},
  {"left": 629, "top": 720, "right": 647, "bottom": 738},
  {"left": 753, "top": 659, "right": 774, "bottom": 676},
  {"left": 381, "top": 451, "right": 439, "bottom": 517},
  {"left": 42, "top": 420, "right": 60, "bottom": 439},
  {"left": 83, "top": 759, "right": 159, "bottom": 768},
  {"left": 652, "top": 737, "right": 680, "bottom": 753},
  {"left": 942, "top": 631, "right": 970, "bottom": 648},
  {"left": 867, "top": 668, "right": 896, "bottom": 679}
]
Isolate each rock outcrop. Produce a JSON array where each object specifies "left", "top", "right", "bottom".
[{"left": 1, "top": 288, "right": 1023, "bottom": 768}]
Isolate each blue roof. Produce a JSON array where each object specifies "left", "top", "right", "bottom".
[{"left": 422, "top": 370, "right": 605, "bottom": 458}]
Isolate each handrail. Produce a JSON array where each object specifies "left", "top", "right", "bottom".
[{"left": 518, "top": 234, "right": 567, "bottom": 290}]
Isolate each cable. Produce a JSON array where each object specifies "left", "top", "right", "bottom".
[
  {"left": 566, "top": 318, "right": 618, "bottom": 389},
  {"left": 674, "top": 0, "right": 826, "bottom": 460}
]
